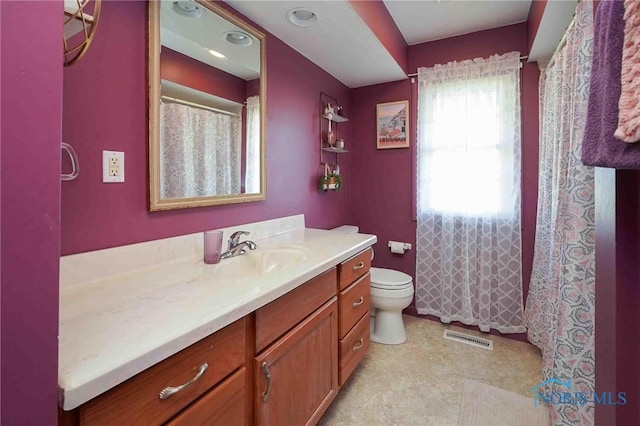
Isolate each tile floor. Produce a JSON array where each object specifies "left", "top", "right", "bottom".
[{"left": 319, "top": 315, "right": 542, "bottom": 426}]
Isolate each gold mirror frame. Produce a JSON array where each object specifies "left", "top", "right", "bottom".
[{"left": 148, "top": 0, "right": 267, "bottom": 211}]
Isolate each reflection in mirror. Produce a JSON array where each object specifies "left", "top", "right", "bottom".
[{"left": 149, "top": 0, "right": 266, "bottom": 211}]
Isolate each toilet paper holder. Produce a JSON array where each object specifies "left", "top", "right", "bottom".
[{"left": 388, "top": 241, "right": 412, "bottom": 254}]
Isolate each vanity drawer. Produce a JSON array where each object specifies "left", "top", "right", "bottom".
[
  {"left": 79, "top": 318, "right": 245, "bottom": 426},
  {"left": 256, "top": 268, "right": 337, "bottom": 352},
  {"left": 338, "top": 313, "right": 370, "bottom": 386},
  {"left": 338, "top": 248, "right": 371, "bottom": 291},
  {"left": 164, "top": 367, "right": 245, "bottom": 426},
  {"left": 338, "top": 273, "right": 370, "bottom": 338}
]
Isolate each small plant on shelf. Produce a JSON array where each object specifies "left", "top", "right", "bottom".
[{"left": 318, "top": 165, "right": 342, "bottom": 192}]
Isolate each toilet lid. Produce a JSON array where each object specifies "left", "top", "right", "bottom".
[{"left": 370, "top": 267, "right": 412, "bottom": 289}]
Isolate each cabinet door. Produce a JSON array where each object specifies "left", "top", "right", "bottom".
[{"left": 255, "top": 298, "right": 338, "bottom": 426}]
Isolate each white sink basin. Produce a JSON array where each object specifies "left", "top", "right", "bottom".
[
  {"left": 208, "top": 245, "right": 310, "bottom": 279},
  {"left": 257, "top": 246, "right": 309, "bottom": 274}
]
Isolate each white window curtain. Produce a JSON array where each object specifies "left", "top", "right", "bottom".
[
  {"left": 415, "top": 51, "right": 525, "bottom": 333},
  {"left": 245, "top": 95, "right": 260, "bottom": 194},
  {"left": 160, "top": 102, "right": 241, "bottom": 198}
]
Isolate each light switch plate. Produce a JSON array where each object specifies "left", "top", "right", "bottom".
[{"left": 103, "top": 150, "right": 125, "bottom": 183}]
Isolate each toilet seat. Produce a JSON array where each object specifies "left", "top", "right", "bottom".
[
  {"left": 370, "top": 267, "right": 412, "bottom": 290},
  {"left": 371, "top": 285, "right": 414, "bottom": 299}
]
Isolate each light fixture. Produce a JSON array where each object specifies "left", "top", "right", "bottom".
[
  {"left": 224, "top": 31, "right": 253, "bottom": 47},
  {"left": 286, "top": 8, "right": 318, "bottom": 28},
  {"left": 208, "top": 49, "right": 226, "bottom": 58},
  {"left": 172, "top": 1, "right": 203, "bottom": 18}
]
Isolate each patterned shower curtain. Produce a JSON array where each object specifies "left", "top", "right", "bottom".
[
  {"left": 524, "top": 1, "right": 596, "bottom": 425},
  {"left": 160, "top": 102, "right": 241, "bottom": 199}
]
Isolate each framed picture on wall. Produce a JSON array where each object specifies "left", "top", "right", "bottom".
[{"left": 376, "top": 100, "right": 409, "bottom": 149}]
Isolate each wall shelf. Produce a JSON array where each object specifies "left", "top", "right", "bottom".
[
  {"left": 322, "top": 112, "right": 348, "bottom": 123},
  {"left": 319, "top": 92, "right": 348, "bottom": 168},
  {"left": 322, "top": 147, "right": 349, "bottom": 153}
]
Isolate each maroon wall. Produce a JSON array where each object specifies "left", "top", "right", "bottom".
[
  {"left": 161, "top": 47, "right": 246, "bottom": 104},
  {"left": 350, "top": 23, "right": 539, "bottom": 341},
  {"left": 246, "top": 78, "right": 260, "bottom": 98},
  {"left": 1, "top": 1, "right": 62, "bottom": 424},
  {"left": 527, "top": 0, "right": 547, "bottom": 54},
  {"left": 61, "top": 0, "right": 351, "bottom": 255},
  {"left": 348, "top": 0, "right": 408, "bottom": 73},
  {"left": 596, "top": 169, "right": 640, "bottom": 425},
  {"left": 594, "top": 168, "right": 617, "bottom": 425},
  {"left": 350, "top": 79, "right": 415, "bottom": 283},
  {"left": 615, "top": 171, "right": 640, "bottom": 423}
]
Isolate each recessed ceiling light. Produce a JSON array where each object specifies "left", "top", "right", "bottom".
[
  {"left": 286, "top": 8, "right": 318, "bottom": 28},
  {"left": 208, "top": 49, "right": 226, "bottom": 58},
  {"left": 172, "top": 1, "right": 203, "bottom": 18},
  {"left": 224, "top": 31, "right": 253, "bottom": 47}
]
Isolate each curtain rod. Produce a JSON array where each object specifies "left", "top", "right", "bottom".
[
  {"left": 160, "top": 96, "right": 240, "bottom": 117},
  {"left": 407, "top": 55, "right": 529, "bottom": 77}
]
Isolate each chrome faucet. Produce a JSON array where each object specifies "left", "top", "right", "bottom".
[{"left": 220, "top": 231, "right": 257, "bottom": 259}]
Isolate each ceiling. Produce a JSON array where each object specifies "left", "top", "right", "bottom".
[
  {"left": 223, "top": 1, "right": 567, "bottom": 88},
  {"left": 226, "top": 0, "right": 406, "bottom": 88},
  {"left": 161, "top": 0, "right": 260, "bottom": 80},
  {"left": 384, "top": 0, "right": 531, "bottom": 45}
]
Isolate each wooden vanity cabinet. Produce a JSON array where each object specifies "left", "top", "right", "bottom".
[
  {"left": 254, "top": 299, "right": 338, "bottom": 426},
  {"left": 337, "top": 248, "right": 372, "bottom": 385},
  {"left": 253, "top": 268, "right": 339, "bottom": 426},
  {"left": 61, "top": 250, "right": 373, "bottom": 425},
  {"left": 61, "top": 318, "right": 247, "bottom": 426}
]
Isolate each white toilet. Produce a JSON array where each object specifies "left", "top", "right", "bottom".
[
  {"left": 369, "top": 267, "right": 414, "bottom": 344},
  {"left": 331, "top": 226, "right": 415, "bottom": 345}
]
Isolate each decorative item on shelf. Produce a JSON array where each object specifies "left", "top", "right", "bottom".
[
  {"left": 63, "top": 0, "right": 102, "bottom": 66},
  {"left": 318, "top": 164, "right": 342, "bottom": 192},
  {"left": 324, "top": 103, "right": 335, "bottom": 115},
  {"left": 326, "top": 126, "right": 337, "bottom": 147}
]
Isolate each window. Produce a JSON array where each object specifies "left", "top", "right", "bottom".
[
  {"left": 417, "top": 60, "right": 520, "bottom": 218},
  {"left": 414, "top": 52, "right": 524, "bottom": 336}
]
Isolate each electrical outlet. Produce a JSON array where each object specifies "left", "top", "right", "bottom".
[{"left": 103, "top": 151, "right": 125, "bottom": 183}]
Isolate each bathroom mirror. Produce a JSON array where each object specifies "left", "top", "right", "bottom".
[{"left": 148, "top": 0, "right": 266, "bottom": 211}]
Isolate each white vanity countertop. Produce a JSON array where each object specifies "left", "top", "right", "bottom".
[{"left": 58, "top": 227, "right": 376, "bottom": 410}]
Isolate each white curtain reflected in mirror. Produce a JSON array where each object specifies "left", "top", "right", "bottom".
[
  {"left": 160, "top": 101, "right": 241, "bottom": 198},
  {"left": 245, "top": 95, "right": 260, "bottom": 194}
]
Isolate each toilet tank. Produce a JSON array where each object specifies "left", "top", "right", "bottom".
[
  {"left": 331, "top": 225, "right": 374, "bottom": 260},
  {"left": 331, "top": 225, "right": 359, "bottom": 234}
]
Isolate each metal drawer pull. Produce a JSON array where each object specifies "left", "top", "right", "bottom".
[
  {"left": 352, "top": 261, "right": 365, "bottom": 271},
  {"left": 158, "top": 363, "right": 208, "bottom": 400},
  {"left": 352, "top": 338, "right": 364, "bottom": 352},
  {"left": 261, "top": 362, "right": 272, "bottom": 402},
  {"left": 352, "top": 296, "right": 364, "bottom": 308}
]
